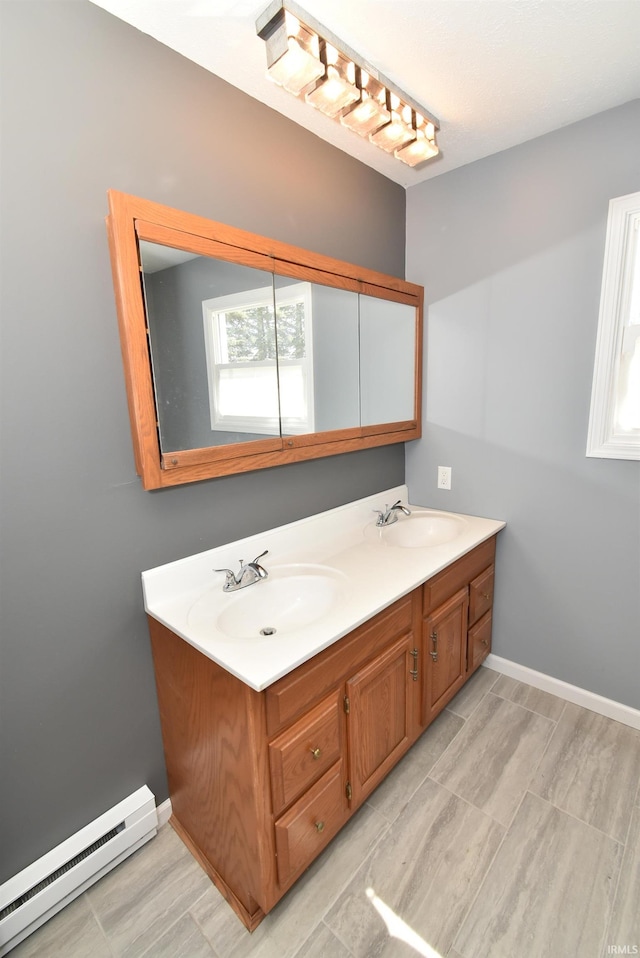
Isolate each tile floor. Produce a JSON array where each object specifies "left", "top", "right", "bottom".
[{"left": 12, "top": 667, "right": 640, "bottom": 958}]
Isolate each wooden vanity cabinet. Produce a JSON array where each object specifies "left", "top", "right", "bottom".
[
  {"left": 421, "top": 537, "right": 496, "bottom": 726},
  {"left": 148, "top": 589, "right": 421, "bottom": 930},
  {"left": 148, "top": 536, "right": 497, "bottom": 932}
]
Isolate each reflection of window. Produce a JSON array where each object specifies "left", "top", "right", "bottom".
[
  {"left": 203, "top": 283, "right": 313, "bottom": 435},
  {"left": 587, "top": 191, "right": 640, "bottom": 460}
]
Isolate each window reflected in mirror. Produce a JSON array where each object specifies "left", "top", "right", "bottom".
[{"left": 203, "top": 282, "right": 314, "bottom": 436}]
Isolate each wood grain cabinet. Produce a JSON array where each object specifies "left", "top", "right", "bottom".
[
  {"left": 148, "top": 536, "right": 497, "bottom": 931},
  {"left": 346, "top": 632, "right": 415, "bottom": 806},
  {"left": 422, "top": 536, "right": 496, "bottom": 725}
]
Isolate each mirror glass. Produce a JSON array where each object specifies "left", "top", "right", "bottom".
[
  {"left": 141, "top": 241, "right": 368, "bottom": 453},
  {"left": 274, "top": 276, "right": 360, "bottom": 437},
  {"left": 140, "top": 241, "right": 280, "bottom": 452},
  {"left": 359, "top": 295, "right": 416, "bottom": 426}
]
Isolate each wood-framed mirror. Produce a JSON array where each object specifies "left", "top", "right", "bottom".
[{"left": 106, "top": 190, "right": 423, "bottom": 489}]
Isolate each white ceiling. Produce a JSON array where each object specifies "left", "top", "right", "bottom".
[{"left": 91, "top": 0, "right": 640, "bottom": 188}]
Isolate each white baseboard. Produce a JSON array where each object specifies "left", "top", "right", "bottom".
[
  {"left": 156, "top": 798, "right": 172, "bottom": 828},
  {"left": 486, "top": 654, "right": 640, "bottom": 731}
]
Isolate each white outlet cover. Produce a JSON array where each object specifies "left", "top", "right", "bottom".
[{"left": 438, "top": 466, "right": 452, "bottom": 490}]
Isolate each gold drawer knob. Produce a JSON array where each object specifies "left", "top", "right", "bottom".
[
  {"left": 481, "top": 638, "right": 488, "bottom": 647},
  {"left": 310, "top": 747, "right": 322, "bottom": 760},
  {"left": 315, "top": 820, "right": 325, "bottom": 833},
  {"left": 481, "top": 591, "right": 492, "bottom": 600}
]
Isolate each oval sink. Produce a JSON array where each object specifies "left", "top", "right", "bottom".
[
  {"left": 188, "top": 565, "right": 347, "bottom": 640},
  {"left": 371, "top": 511, "right": 467, "bottom": 548}
]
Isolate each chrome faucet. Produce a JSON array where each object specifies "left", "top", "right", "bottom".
[
  {"left": 374, "top": 500, "right": 411, "bottom": 527},
  {"left": 215, "top": 549, "right": 269, "bottom": 592}
]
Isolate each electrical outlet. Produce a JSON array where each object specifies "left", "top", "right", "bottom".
[{"left": 437, "top": 466, "right": 452, "bottom": 490}]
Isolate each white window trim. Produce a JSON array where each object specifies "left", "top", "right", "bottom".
[
  {"left": 586, "top": 190, "right": 640, "bottom": 460},
  {"left": 202, "top": 282, "right": 314, "bottom": 436}
]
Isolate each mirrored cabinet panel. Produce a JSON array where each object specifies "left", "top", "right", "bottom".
[
  {"left": 359, "top": 294, "right": 417, "bottom": 427},
  {"left": 107, "top": 191, "right": 423, "bottom": 488},
  {"left": 141, "top": 242, "right": 281, "bottom": 453},
  {"left": 275, "top": 278, "right": 361, "bottom": 438}
]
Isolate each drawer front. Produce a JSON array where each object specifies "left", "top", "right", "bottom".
[
  {"left": 274, "top": 760, "right": 347, "bottom": 885},
  {"left": 469, "top": 565, "right": 494, "bottom": 626},
  {"left": 269, "top": 692, "right": 342, "bottom": 815},
  {"left": 265, "top": 594, "right": 414, "bottom": 735},
  {"left": 423, "top": 538, "right": 495, "bottom": 615},
  {"left": 468, "top": 610, "right": 492, "bottom": 673}
]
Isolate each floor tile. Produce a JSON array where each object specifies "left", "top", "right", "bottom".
[
  {"left": 10, "top": 894, "right": 112, "bottom": 958},
  {"left": 454, "top": 792, "right": 622, "bottom": 958},
  {"left": 197, "top": 801, "right": 389, "bottom": 958},
  {"left": 140, "top": 913, "right": 216, "bottom": 958},
  {"left": 430, "top": 692, "right": 555, "bottom": 826},
  {"left": 11, "top": 673, "right": 639, "bottom": 958},
  {"left": 602, "top": 805, "right": 640, "bottom": 955},
  {"left": 86, "top": 825, "right": 212, "bottom": 958},
  {"left": 445, "top": 666, "right": 498, "bottom": 719},
  {"left": 491, "top": 673, "right": 566, "bottom": 720},
  {"left": 531, "top": 703, "right": 640, "bottom": 842},
  {"left": 366, "top": 708, "right": 464, "bottom": 824},
  {"left": 324, "top": 777, "right": 505, "bottom": 958},
  {"left": 290, "top": 921, "right": 352, "bottom": 958},
  {"left": 190, "top": 886, "right": 248, "bottom": 958}
]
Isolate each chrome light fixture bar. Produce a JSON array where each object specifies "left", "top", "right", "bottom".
[{"left": 256, "top": 0, "right": 440, "bottom": 168}]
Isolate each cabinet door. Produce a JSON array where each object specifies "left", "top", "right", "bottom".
[
  {"left": 423, "top": 586, "right": 469, "bottom": 726},
  {"left": 346, "top": 633, "right": 413, "bottom": 807}
]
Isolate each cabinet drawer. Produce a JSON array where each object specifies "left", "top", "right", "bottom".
[
  {"left": 469, "top": 565, "right": 494, "bottom": 626},
  {"left": 274, "top": 760, "right": 347, "bottom": 885},
  {"left": 468, "top": 610, "right": 492, "bottom": 673},
  {"left": 269, "top": 692, "right": 342, "bottom": 815},
  {"left": 423, "top": 538, "right": 495, "bottom": 615}
]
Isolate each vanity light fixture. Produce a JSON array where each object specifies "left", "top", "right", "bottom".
[{"left": 256, "top": 0, "right": 440, "bottom": 168}]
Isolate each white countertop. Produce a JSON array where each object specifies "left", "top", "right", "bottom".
[{"left": 142, "top": 485, "right": 506, "bottom": 691}]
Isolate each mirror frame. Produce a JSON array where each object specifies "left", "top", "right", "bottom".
[{"left": 106, "top": 190, "right": 423, "bottom": 489}]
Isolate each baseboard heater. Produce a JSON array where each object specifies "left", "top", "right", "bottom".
[{"left": 0, "top": 785, "right": 158, "bottom": 955}]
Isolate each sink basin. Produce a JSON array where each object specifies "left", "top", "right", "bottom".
[
  {"left": 188, "top": 564, "right": 347, "bottom": 640},
  {"left": 369, "top": 511, "right": 467, "bottom": 548}
]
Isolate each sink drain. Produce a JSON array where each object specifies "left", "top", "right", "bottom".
[{"left": 260, "top": 626, "right": 277, "bottom": 636}]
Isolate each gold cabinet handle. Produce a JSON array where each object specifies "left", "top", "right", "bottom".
[
  {"left": 481, "top": 638, "right": 489, "bottom": 647},
  {"left": 481, "top": 591, "right": 492, "bottom": 600},
  {"left": 310, "top": 747, "right": 321, "bottom": 760},
  {"left": 315, "top": 820, "right": 325, "bottom": 833},
  {"left": 430, "top": 630, "right": 438, "bottom": 662}
]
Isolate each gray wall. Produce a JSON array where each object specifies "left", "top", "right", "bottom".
[
  {"left": 406, "top": 100, "right": 640, "bottom": 709},
  {"left": 0, "top": 1, "right": 406, "bottom": 882}
]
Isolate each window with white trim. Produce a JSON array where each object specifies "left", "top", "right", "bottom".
[
  {"left": 587, "top": 191, "right": 640, "bottom": 460},
  {"left": 203, "top": 282, "right": 314, "bottom": 436}
]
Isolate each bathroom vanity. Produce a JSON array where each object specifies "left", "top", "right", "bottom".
[{"left": 143, "top": 487, "right": 504, "bottom": 929}]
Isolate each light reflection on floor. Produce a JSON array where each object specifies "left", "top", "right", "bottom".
[{"left": 366, "top": 887, "right": 444, "bottom": 958}]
